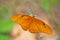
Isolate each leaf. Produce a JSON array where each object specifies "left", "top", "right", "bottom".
[
  {"left": 0, "top": 34, "right": 10, "bottom": 40},
  {"left": 0, "top": 6, "right": 15, "bottom": 33},
  {"left": 57, "top": 37, "right": 60, "bottom": 40},
  {"left": 0, "top": 20, "right": 15, "bottom": 33},
  {"left": 41, "top": 0, "right": 50, "bottom": 11},
  {"left": 0, "top": 6, "right": 8, "bottom": 14}
]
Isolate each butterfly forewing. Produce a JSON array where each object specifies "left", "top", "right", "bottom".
[{"left": 19, "top": 16, "right": 32, "bottom": 30}]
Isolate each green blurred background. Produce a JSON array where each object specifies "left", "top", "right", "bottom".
[{"left": 0, "top": 0, "right": 60, "bottom": 40}]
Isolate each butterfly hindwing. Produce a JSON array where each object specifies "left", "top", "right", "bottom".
[{"left": 28, "top": 21, "right": 40, "bottom": 33}]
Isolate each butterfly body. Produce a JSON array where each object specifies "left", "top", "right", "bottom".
[{"left": 12, "top": 14, "right": 53, "bottom": 34}]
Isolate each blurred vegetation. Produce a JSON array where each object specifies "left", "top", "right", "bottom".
[
  {"left": 0, "top": 34, "right": 10, "bottom": 40},
  {"left": 57, "top": 37, "right": 60, "bottom": 40},
  {"left": 0, "top": 6, "right": 15, "bottom": 33},
  {"left": 41, "top": 0, "right": 57, "bottom": 11},
  {"left": 0, "top": 5, "right": 15, "bottom": 40}
]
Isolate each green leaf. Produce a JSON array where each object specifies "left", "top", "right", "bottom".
[
  {"left": 0, "top": 34, "right": 10, "bottom": 40},
  {"left": 41, "top": 0, "right": 50, "bottom": 11},
  {"left": 0, "top": 6, "right": 15, "bottom": 33},
  {"left": 0, "top": 6, "right": 8, "bottom": 14},
  {"left": 57, "top": 37, "right": 60, "bottom": 40},
  {"left": 0, "top": 20, "right": 15, "bottom": 33},
  {"left": 50, "top": 0, "right": 57, "bottom": 6},
  {"left": 41, "top": 0, "right": 57, "bottom": 12}
]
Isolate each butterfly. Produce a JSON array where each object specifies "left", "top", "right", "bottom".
[{"left": 12, "top": 14, "right": 53, "bottom": 34}]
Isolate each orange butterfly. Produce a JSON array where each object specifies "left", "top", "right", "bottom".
[{"left": 12, "top": 14, "right": 53, "bottom": 34}]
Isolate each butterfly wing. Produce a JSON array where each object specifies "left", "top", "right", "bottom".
[
  {"left": 29, "top": 21, "right": 40, "bottom": 33},
  {"left": 12, "top": 15, "right": 53, "bottom": 34},
  {"left": 20, "top": 17, "right": 35, "bottom": 30},
  {"left": 28, "top": 18, "right": 53, "bottom": 34},
  {"left": 12, "top": 15, "right": 32, "bottom": 30}
]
